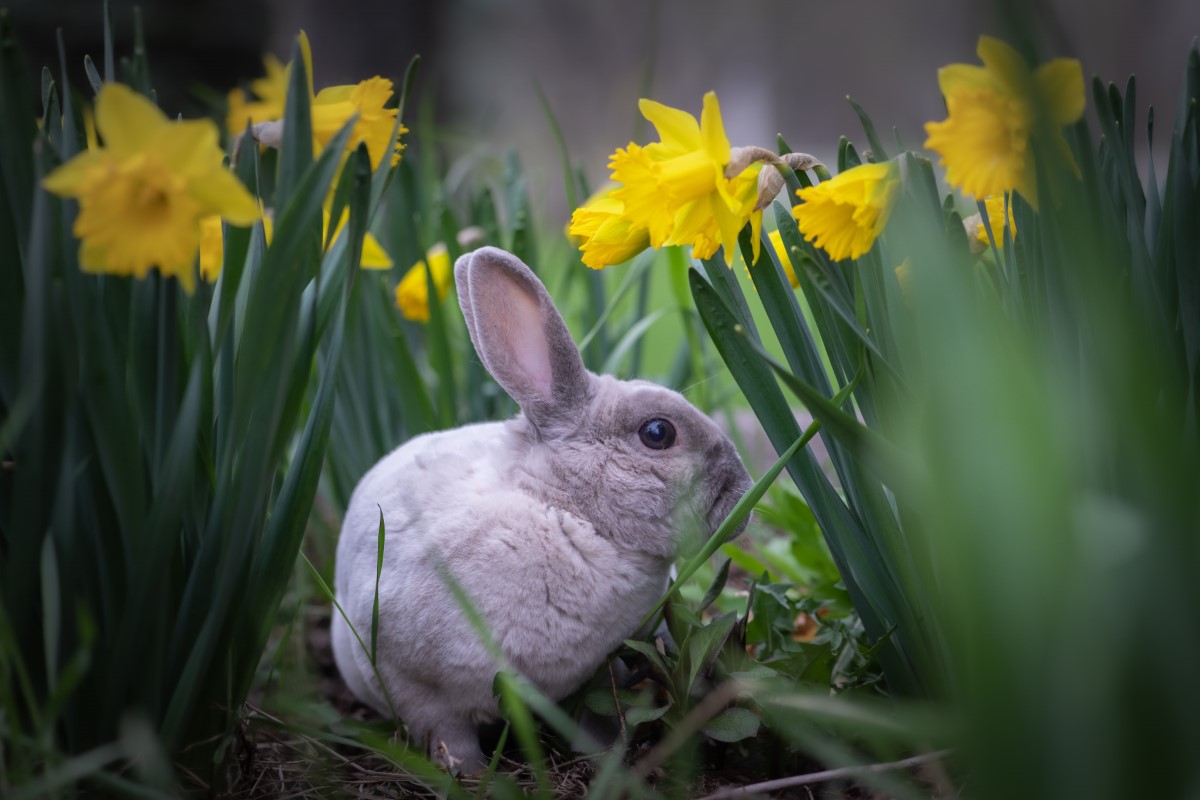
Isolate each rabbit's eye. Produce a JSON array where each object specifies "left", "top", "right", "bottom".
[{"left": 638, "top": 418, "right": 676, "bottom": 450}]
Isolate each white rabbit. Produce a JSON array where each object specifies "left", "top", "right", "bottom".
[{"left": 331, "top": 246, "right": 751, "bottom": 770}]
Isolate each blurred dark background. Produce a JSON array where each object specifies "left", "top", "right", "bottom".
[{"left": 9, "top": 0, "right": 1199, "bottom": 223}]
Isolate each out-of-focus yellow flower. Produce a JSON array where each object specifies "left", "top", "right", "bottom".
[
  {"left": 793, "top": 162, "right": 899, "bottom": 262},
  {"left": 227, "top": 53, "right": 288, "bottom": 135},
  {"left": 766, "top": 229, "right": 800, "bottom": 288},
  {"left": 230, "top": 32, "right": 407, "bottom": 169},
  {"left": 198, "top": 205, "right": 391, "bottom": 282},
  {"left": 312, "top": 76, "right": 406, "bottom": 169},
  {"left": 923, "top": 36, "right": 1084, "bottom": 208},
  {"left": 973, "top": 195, "right": 1017, "bottom": 249},
  {"left": 43, "top": 83, "right": 258, "bottom": 293},
  {"left": 568, "top": 184, "right": 651, "bottom": 269},
  {"left": 607, "top": 92, "right": 762, "bottom": 265},
  {"left": 395, "top": 244, "right": 453, "bottom": 322}
]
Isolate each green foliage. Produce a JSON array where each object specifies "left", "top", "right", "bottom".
[
  {"left": 0, "top": 19, "right": 362, "bottom": 794},
  {"left": 691, "top": 39, "right": 1200, "bottom": 800}
]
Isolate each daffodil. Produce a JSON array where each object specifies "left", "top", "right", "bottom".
[
  {"left": 42, "top": 83, "right": 258, "bottom": 293},
  {"left": 231, "top": 32, "right": 407, "bottom": 169},
  {"left": 793, "top": 162, "right": 899, "bottom": 262},
  {"left": 766, "top": 229, "right": 800, "bottom": 288},
  {"left": 607, "top": 92, "right": 762, "bottom": 265},
  {"left": 227, "top": 53, "right": 288, "bottom": 135},
  {"left": 312, "top": 76, "right": 406, "bottom": 169},
  {"left": 198, "top": 206, "right": 391, "bottom": 282},
  {"left": 568, "top": 184, "right": 651, "bottom": 269},
  {"left": 395, "top": 244, "right": 453, "bottom": 323},
  {"left": 923, "top": 36, "right": 1084, "bottom": 208},
  {"left": 971, "top": 195, "right": 1017, "bottom": 250}
]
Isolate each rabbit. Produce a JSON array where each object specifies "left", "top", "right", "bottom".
[{"left": 331, "top": 246, "right": 752, "bottom": 771}]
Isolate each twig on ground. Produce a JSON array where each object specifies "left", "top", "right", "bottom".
[
  {"left": 630, "top": 681, "right": 739, "bottom": 780},
  {"left": 608, "top": 661, "right": 628, "bottom": 742},
  {"left": 697, "top": 748, "right": 954, "bottom": 799}
]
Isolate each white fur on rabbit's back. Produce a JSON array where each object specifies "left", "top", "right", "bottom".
[{"left": 331, "top": 418, "right": 671, "bottom": 723}]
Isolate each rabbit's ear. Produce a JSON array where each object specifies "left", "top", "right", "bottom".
[{"left": 457, "top": 247, "right": 589, "bottom": 422}]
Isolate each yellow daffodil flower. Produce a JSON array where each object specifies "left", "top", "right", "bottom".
[
  {"left": 395, "top": 243, "right": 453, "bottom": 322},
  {"left": 227, "top": 53, "right": 288, "bottom": 135},
  {"left": 608, "top": 92, "right": 762, "bottom": 265},
  {"left": 312, "top": 76, "right": 406, "bottom": 170},
  {"left": 229, "top": 32, "right": 407, "bottom": 169},
  {"left": 568, "top": 184, "right": 651, "bottom": 269},
  {"left": 923, "top": 36, "right": 1084, "bottom": 208},
  {"left": 766, "top": 229, "right": 800, "bottom": 288},
  {"left": 972, "top": 195, "right": 1017, "bottom": 250},
  {"left": 793, "top": 162, "right": 900, "bottom": 262},
  {"left": 42, "top": 83, "right": 259, "bottom": 293},
  {"left": 198, "top": 206, "right": 391, "bottom": 282}
]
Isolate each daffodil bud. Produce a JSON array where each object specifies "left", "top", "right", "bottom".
[{"left": 456, "top": 226, "right": 486, "bottom": 249}]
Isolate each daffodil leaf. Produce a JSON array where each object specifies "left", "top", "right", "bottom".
[
  {"left": 742, "top": 224, "right": 832, "bottom": 397},
  {"left": 425, "top": 233, "right": 457, "bottom": 428},
  {"left": 311, "top": 143, "right": 370, "bottom": 343},
  {"left": 601, "top": 306, "right": 670, "bottom": 375},
  {"left": 740, "top": 330, "right": 915, "bottom": 493},
  {"left": 102, "top": 0, "right": 114, "bottom": 80},
  {"left": 83, "top": 55, "right": 102, "bottom": 95},
  {"left": 690, "top": 270, "right": 922, "bottom": 694},
  {"left": 838, "top": 136, "right": 860, "bottom": 172},
  {"left": 228, "top": 280, "right": 348, "bottom": 709},
  {"left": 211, "top": 127, "right": 260, "bottom": 348},
  {"left": 275, "top": 33, "right": 314, "bottom": 212},
  {"left": 128, "top": 7, "right": 152, "bottom": 95},
  {"left": 848, "top": 96, "right": 890, "bottom": 161}
]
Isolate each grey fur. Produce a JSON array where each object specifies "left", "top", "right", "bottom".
[{"left": 332, "top": 246, "right": 751, "bottom": 771}]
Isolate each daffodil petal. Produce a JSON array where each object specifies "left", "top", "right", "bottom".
[
  {"left": 314, "top": 85, "right": 356, "bottom": 104},
  {"left": 199, "top": 215, "right": 224, "bottom": 281},
  {"left": 976, "top": 35, "right": 1033, "bottom": 94},
  {"left": 189, "top": 168, "right": 260, "bottom": 225},
  {"left": 699, "top": 91, "right": 731, "bottom": 165},
  {"left": 1035, "top": 58, "right": 1086, "bottom": 125},
  {"left": 360, "top": 232, "right": 393, "bottom": 269},
  {"left": 638, "top": 98, "right": 702, "bottom": 152},
  {"left": 95, "top": 83, "right": 168, "bottom": 157},
  {"left": 156, "top": 120, "right": 222, "bottom": 176},
  {"left": 937, "top": 64, "right": 994, "bottom": 97},
  {"left": 42, "top": 151, "right": 110, "bottom": 196}
]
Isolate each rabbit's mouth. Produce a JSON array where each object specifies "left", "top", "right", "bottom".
[{"left": 706, "top": 479, "right": 752, "bottom": 539}]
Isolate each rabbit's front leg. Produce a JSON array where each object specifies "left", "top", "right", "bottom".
[{"left": 419, "top": 711, "right": 484, "bottom": 773}]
